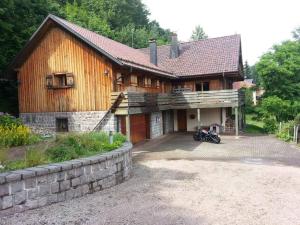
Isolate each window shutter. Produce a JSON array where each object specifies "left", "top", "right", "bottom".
[
  {"left": 66, "top": 73, "right": 74, "bottom": 87},
  {"left": 46, "top": 74, "right": 54, "bottom": 88}
]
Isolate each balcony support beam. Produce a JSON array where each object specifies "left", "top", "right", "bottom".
[
  {"left": 197, "top": 108, "right": 201, "bottom": 129},
  {"left": 235, "top": 107, "right": 239, "bottom": 137},
  {"left": 125, "top": 115, "right": 131, "bottom": 142}
]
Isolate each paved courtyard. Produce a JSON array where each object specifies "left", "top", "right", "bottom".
[{"left": 2, "top": 133, "right": 300, "bottom": 225}]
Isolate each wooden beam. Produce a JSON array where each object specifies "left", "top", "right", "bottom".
[
  {"left": 235, "top": 107, "right": 239, "bottom": 137},
  {"left": 197, "top": 108, "right": 201, "bottom": 129},
  {"left": 125, "top": 115, "right": 131, "bottom": 142}
]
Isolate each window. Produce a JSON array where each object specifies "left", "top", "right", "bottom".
[
  {"left": 137, "top": 76, "right": 144, "bottom": 87},
  {"left": 56, "top": 118, "right": 68, "bottom": 132},
  {"left": 196, "top": 81, "right": 210, "bottom": 92},
  {"left": 46, "top": 73, "right": 74, "bottom": 89},
  {"left": 151, "top": 79, "right": 157, "bottom": 88}
]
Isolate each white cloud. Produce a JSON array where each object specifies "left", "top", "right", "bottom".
[{"left": 143, "top": 0, "right": 300, "bottom": 64}]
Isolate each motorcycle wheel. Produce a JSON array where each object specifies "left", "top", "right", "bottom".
[
  {"left": 193, "top": 134, "right": 200, "bottom": 141},
  {"left": 212, "top": 136, "right": 221, "bottom": 144}
]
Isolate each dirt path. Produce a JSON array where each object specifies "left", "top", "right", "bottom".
[{"left": 2, "top": 134, "right": 300, "bottom": 225}]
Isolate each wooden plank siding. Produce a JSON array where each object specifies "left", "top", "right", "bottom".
[
  {"left": 111, "top": 89, "right": 245, "bottom": 115},
  {"left": 18, "top": 26, "right": 113, "bottom": 113}
]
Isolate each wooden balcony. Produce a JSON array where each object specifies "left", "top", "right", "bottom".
[{"left": 111, "top": 89, "right": 245, "bottom": 115}]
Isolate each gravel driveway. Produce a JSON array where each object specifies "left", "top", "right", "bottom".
[{"left": 2, "top": 134, "right": 300, "bottom": 225}]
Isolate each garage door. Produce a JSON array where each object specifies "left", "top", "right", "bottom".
[{"left": 130, "top": 114, "right": 150, "bottom": 144}]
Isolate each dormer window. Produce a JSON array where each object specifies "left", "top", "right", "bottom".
[{"left": 46, "top": 73, "right": 74, "bottom": 89}]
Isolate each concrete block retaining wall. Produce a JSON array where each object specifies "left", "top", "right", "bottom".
[
  {"left": 20, "top": 111, "right": 117, "bottom": 135},
  {"left": 0, "top": 142, "right": 132, "bottom": 216}
]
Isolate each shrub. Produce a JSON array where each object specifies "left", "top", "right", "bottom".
[
  {"left": 263, "top": 117, "right": 278, "bottom": 133},
  {"left": 25, "top": 147, "right": 48, "bottom": 167},
  {"left": 276, "top": 121, "right": 294, "bottom": 142},
  {"left": 295, "top": 113, "right": 300, "bottom": 125},
  {"left": 0, "top": 115, "right": 41, "bottom": 147},
  {"left": 46, "top": 132, "right": 126, "bottom": 163}
]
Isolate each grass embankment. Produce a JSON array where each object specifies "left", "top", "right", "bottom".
[
  {"left": 244, "top": 114, "right": 265, "bottom": 134},
  {"left": 0, "top": 115, "right": 127, "bottom": 172}
]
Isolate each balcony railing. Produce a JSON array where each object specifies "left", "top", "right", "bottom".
[{"left": 111, "top": 89, "right": 245, "bottom": 115}]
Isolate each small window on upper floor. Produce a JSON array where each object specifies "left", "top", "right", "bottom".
[
  {"left": 137, "top": 76, "right": 145, "bottom": 87},
  {"left": 151, "top": 79, "right": 157, "bottom": 88},
  {"left": 46, "top": 73, "right": 74, "bottom": 89}
]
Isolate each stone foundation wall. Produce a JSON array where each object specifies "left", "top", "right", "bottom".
[
  {"left": 20, "top": 111, "right": 117, "bottom": 135},
  {"left": 163, "top": 110, "right": 174, "bottom": 134},
  {"left": 150, "top": 112, "right": 163, "bottom": 138},
  {"left": 0, "top": 142, "right": 132, "bottom": 216}
]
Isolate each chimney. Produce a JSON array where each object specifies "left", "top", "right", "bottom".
[
  {"left": 149, "top": 39, "right": 157, "bottom": 65},
  {"left": 170, "top": 33, "right": 179, "bottom": 58}
]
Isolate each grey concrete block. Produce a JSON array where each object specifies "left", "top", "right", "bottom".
[
  {"left": 0, "top": 172, "right": 9, "bottom": 184},
  {"left": 36, "top": 175, "right": 48, "bottom": 185},
  {"left": 0, "top": 184, "right": 9, "bottom": 197},
  {"left": 75, "top": 167, "right": 84, "bottom": 177},
  {"left": 25, "top": 199, "right": 38, "bottom": 209},
  {"left": 47, "top": 194, "right": 58, "bottom": 204},
  {"left": 20, "top": 170, "right": 36, "bottom": 179},
  {"left": 39, "top": 184, "right": 50, "bottom": 196},
  {"left": 66, "top": 170, "right": 76, "bottom": 179},
  {"left": 27, "top": 188, "right": 38, "bottom": 200},
  {"left": 66, "top": 189, "right": 75, "bottom": 200},
  {"left": 50, "top": 183, "right": 59, "bottom": 194},
  {"left": 11, "top": 181, "right": 24, "bottom": 194},
  {"left": 57, "top": 172, "right": 66, "bottom": 181},
  {"left": 27, "top": 167, "right": 49, "bottom": 176},
  {"left": 59, "top": 180, "right": 70, "bottom": 192},
  {"left": 83, "top": 165, "right": 92, "bottom": 175},
  {"left": 71, "top": 178, "right": 80, "bottom": 187},
  {"left": 6, "top": 173, "right": 21, "bottom": 182},
  {"left": 25, "top": 178, "right": 36, "bottom": 189},
  {"left": 2, "top": 195, "right": 13, "bottom": 209},
  {"left": 38, "top": 197, "right": 48, "bottom": 207},
  {"left": 14, "top": 191, "right": 26, "bottom": 205},
  {"left": 57, "top": 192, "right": 66, "bottom": 202}
]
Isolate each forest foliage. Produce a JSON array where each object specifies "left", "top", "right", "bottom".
[{"left": 0, "top": 0, "right": 172, "bottom": 76}]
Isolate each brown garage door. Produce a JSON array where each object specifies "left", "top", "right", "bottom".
[{"left": 130, "top": 114, "right": 150, "bottom": 144}]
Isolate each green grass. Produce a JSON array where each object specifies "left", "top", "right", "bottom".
[
  {"left": 0, "top": 132, "right": 127, "bottom": 172},
  {"left": 244, "top": 114, "right": 266, "bottom": 134}
]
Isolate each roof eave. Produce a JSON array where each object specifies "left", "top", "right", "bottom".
[{"left": 6, "top": 14, "right": 124, "bottom": 78}]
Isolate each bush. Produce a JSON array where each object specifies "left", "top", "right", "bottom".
[
  {"left": 276, "top": 121, "right": 295, "bottom": 142},
  {"left": 0, "top": 115, "right": 41, "bottom": 147},
  {"left": 295, "top": 113, "right": 300, "bottom": 125},
  {"left": 46, "top": 132, "right": 126, "bottom": 163},
  {"left": 25, "top": 147, "right": 48, "bottom": 167},
  {"left": 263, "top": 117, "right": 278, "bottom": 133}
]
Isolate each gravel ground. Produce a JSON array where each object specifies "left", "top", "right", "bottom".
[{"left": 2, "top": 134, "right": 300, "bottom": 225}]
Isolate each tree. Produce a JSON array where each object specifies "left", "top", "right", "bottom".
[
  {"left": 256, "top": 40, "right": 300, "bottom": 101},
  {"left": 190, "top": 25, "right": 208, "bottom": 41},
  {"left": 0, "top": 0, "right": 172, "bottom": 77},
  {"left": 244, "top": 61, "right": 251, "bottom": 79},
  {"left": 0, "top": 0, "right": 61, "bottom": 75},
  {"left": 292, "top": 27, "right": 300, "bottom": 40}
]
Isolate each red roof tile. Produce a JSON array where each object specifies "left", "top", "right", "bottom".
[{"left": 140, "top": 35, "right": 242, "bottom": 77}]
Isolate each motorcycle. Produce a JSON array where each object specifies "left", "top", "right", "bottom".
[{"left": 193, "top": 128, "right": 221, "bottom": 144}]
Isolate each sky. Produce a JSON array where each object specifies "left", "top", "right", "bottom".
[{"left": 142, "top": 0, "right": 300, "bottom": 65}]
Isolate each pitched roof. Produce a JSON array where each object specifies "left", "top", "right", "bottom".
[
  {"left": 9, "top": 14, "right": 242, "bottom": 80},
  {"left": 139, "top": 35, "right": 242, "bottom": 77}
]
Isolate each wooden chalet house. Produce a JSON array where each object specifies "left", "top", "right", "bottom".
[{"left": 8, "top": 15, "right": 245, "bottom": 144}]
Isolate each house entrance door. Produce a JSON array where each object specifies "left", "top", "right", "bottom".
[{"left": 177, "top": 109, "right": 187, "bottom": 132}]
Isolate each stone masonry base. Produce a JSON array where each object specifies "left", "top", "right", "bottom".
[
  {"left": 20, "top": 111, "right": 116, "bottom": 135},
  {"left": 0, "top": 142, "right": 132, "bottom": 216}
]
